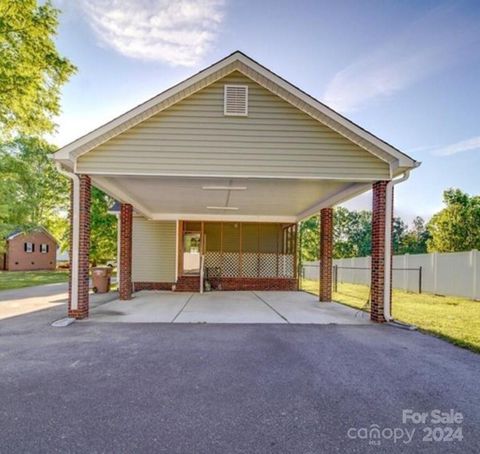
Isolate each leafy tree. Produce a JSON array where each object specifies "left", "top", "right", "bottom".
[
  {"left": 398, "top": 216, "right": 429, "bottom": 254},
  {"left": 298, "top": 215, "right": 319, "bottom": 264},
  {"left": 0, "top": 136, "right": 68, "bottom": 250},
  {"left": 336, "top": 208, "right": 372, "bottom": 258},
  {"left": 0, "top": 137, "right": 117, "bottom": 264},
  {"left": 89, "top": 188, "right": 117, "bottom": 266},
  {"left": 392, "top": 217, "right": 408, "bottom": 254},
  {"left": 299, "top": 207, "right": 430, "bottom": 263},
  {"left": 0, "top": 0, "right": 76, "bottom": 138},
  {"left": 427, "top": 189, "right": 480, "bottom": 252},
  {"left": 350, "top": 211, "right": 372, "bottom": 256}
]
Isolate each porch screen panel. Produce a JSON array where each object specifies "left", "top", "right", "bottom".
[
  {"left": 200, "top": 221, "right": 296, "bottom": 279},
  {"left": 204, "top": 222, "right": 221, "bottom": 278},
  {"left": 279, "top": 225, "right": 295, "bottom": 277},
  {"left": 241, "top": 224, "right": 259, "bottom": 277},
  {"left": 259, "top": 224, "right": 279, "bottom": 277},
  {"left": 222, "top": 223, "right": 240, "bottom": 277}
]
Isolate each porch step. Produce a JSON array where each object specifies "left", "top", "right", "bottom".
[{"left": 175, "top": 276, "right": 201, "bottom": 292}]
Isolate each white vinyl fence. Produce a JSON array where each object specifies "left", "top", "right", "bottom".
[{"left": 302, "top": 250, "right": 480, "bottom": 300}]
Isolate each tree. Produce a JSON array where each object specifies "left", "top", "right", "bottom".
[
  {"left": 392, "top": 217, "right": 408, "bottom": 254},
  {"left": 0, "top": 0, "right": 76, "bottom": 138},
  {"left": 299, "top": 207, "right": 431, "bottom": 264},
  {"left": 298, "top": 215, "right": 319, "bottom": 264},
  {"left": 333, "top": 207, "right": 371, "bottom": 258},
  {"left": 0, "top": 137, "right": 118, "bottom": 262},
  {"left": 398, "top": 217, "right": 429, "bottom": 254},
  {"left": 89, "top": 188, "right": 117, "bottom": 266},
  {"left": 427, "top": 189, "right": 480, "bottom": 252},
  {"left": 0, "top": 136, "right": 68, "bottom": 250}
]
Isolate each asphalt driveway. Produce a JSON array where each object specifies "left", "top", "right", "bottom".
[
  {"left": 1, "top": 302, "right": 479, "bottom": 453},
  {"left": 0, "top": 282, "right": 117, "bottom": 320}
]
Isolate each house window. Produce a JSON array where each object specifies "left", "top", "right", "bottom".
[
  {"left": 24, "top": 242, "right": 34, "bottom": 253},
  {"left": 40, "top": 244, "right": 49, "bottom": 254}
]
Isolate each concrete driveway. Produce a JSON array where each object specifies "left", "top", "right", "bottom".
[
  {"left": 90, "top": 290, "right": 371, "bottom": 324},
  {"left": 0, "top": 303, "right": 479, "bottom": 453}
]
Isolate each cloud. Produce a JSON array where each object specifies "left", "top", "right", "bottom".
[
  {"left": 78, "top": 0, "right": 225, "bottom": 66},
  {"left": 432, "top": 136, "right": 480, "bottom": 156},
  {"left": 323, "top": 5, "right": 479, "bottom": 112}
]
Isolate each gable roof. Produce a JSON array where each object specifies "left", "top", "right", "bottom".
[
  {"left": 6, "top": 226, "right": 58, "bottom": 244},
  {"left": 54, "top": 51, "right": 419, "bottom": 175}
]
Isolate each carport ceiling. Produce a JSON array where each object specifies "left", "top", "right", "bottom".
[{"left": 94, "top": 175, "right": 367, "bottom": 221}]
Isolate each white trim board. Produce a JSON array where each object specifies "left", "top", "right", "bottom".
[
  {"left": 78, "top": 170, "right": 390, "bottom": 182},
  {"left": 150, "top": 213, "right": 298, "bottom": 223}
]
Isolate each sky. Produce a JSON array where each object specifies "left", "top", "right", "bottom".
[{"left": 51, "top": 0, "right": 480, "bottom": 224}]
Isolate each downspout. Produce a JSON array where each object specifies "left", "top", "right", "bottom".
[
  {"left": 384, "top": 170, "right": 411, "bottom": 321},
  {"left": 56, "top": 163, "right": 80, "bottom": 311}
]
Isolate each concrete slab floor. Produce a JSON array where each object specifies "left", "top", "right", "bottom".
[
  {"left": 91, "top": 291, "right": 192, "bottom": 323},
  {"left": 256, "top": 291, "right": 371, "bottom": 325},
  {"left": 176, "top": 291, "right": 286, "bottom": 324},
  {"left": 88, "top": 290, "right": 371, "bottom": 325}
]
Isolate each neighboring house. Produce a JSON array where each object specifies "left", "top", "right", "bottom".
[
  {"left": 1, "top": 228, "right": 57, "bottom": 271},
  {"left": 54, "top": 51, "right": 419, "bottom": 321}
]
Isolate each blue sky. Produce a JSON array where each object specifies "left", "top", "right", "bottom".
[{"left": 51, "top": 0, "right": 480, "bottom": 223}]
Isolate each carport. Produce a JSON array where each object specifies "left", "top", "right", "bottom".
[
  {"left": 90, "top": 291, "right": 371, "bottom": 325},
  {"left": 54, "top": 51, "right": 419, "bottom": 323}
]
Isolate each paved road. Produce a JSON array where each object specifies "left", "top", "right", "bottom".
[{"left": 0, "top": 304, "right": 479, "bottom": 453}]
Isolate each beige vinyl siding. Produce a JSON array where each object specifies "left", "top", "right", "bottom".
[
  {"left": 77, "top": 72, "right": 390, "bottom": 179},
  {"left": 132, "top": 218, "right": 176, "bottom": 282}
]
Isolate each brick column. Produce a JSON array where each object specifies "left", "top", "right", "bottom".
[
  {"left": 371, "top": 181, "right": 393, "bottom": 323},
  {"left": 119, "top": 203, "right": 133, "bottom": 300},
  {"left": 320, "top": 207, "right": 333, "bottom": 302},
  {"left": 68, "top": 175, "right": 91, "bottom": 319}
]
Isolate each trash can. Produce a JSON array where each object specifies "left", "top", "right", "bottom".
[{"left": 91, "top": 267, "right": 112, "bottom": 293}]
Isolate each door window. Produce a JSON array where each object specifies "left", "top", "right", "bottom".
[{"left": 183, "top": 232, "right": 201, "bottom": 274}]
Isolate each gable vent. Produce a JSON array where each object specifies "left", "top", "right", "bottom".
[{"left": 224, "top": 85, "right": 248, "bottom": 116}]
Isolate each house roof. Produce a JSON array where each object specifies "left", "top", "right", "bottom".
[
  {"left": 5, "top": 228, "right": 23, "bottom": 240},
  {"left": 6, "top": 226, "right": 58, "bottom": 244},
  {"left": 54, "top": 51, "right": 419, "bottom": 175}
]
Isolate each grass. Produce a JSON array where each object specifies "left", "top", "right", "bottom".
[
  {"left": 300, "top": 278, "right": 480, "bottom": 353},
  {"left": 0, "top": 270, "right": 69, "bottom": 291}
]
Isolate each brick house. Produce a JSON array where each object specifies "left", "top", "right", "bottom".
[
  {"left": 2, "top": 228, "right": 57, "bottom": 271},
  {"left": 53, "top": 51, "right": 419, "bottom": 321}
]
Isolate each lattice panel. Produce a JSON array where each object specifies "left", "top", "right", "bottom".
[
  {"left": 222, "top": 252, "right": 240, "bottom": 277},
  {"left": 204, "top": 252, "right": 221, "bottom": 278},
  {"left": 278, "top": 254, "right": 294, "bottom": 278},
  {"left": 241, "top": 253, "right": 258, "bottom": 277},
  {"left": 259, "top": 253, "right": 277, "bottom": 278}
]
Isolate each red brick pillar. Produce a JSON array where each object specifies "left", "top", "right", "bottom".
[
  {"left": 320, "top": 207, "right": 333, "bottom": 302},
  {"left": 371, "top": 181, "right": 393, "bottom": 323},
  {"left": 119, "top": 203, "right": 133, "bottom": 300},
  {"left": 68, "top": 175, "right": 91, "bottom": 319}
]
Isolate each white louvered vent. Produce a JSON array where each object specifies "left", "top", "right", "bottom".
[{"left": 224, "top": 85, "right": 248, "bottom": 116}]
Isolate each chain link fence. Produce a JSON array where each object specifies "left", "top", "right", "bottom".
[{"left": 299, "top": 262, "right": 422, "bottom": 316}]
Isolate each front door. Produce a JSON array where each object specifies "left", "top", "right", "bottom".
[{"left": 183, "top": 232, "right": 201, "bottom": 274}]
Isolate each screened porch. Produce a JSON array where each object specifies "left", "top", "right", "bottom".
[{"left": 180, "top": 221, "right": 298, "bottom": 284}]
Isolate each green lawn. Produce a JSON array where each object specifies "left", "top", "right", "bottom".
[
  {"left": 300, "top": 279, "right": 480, "bottom": 353},
  {"left": 0, "top": 270, "right": 69, "bottom": 291}
]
